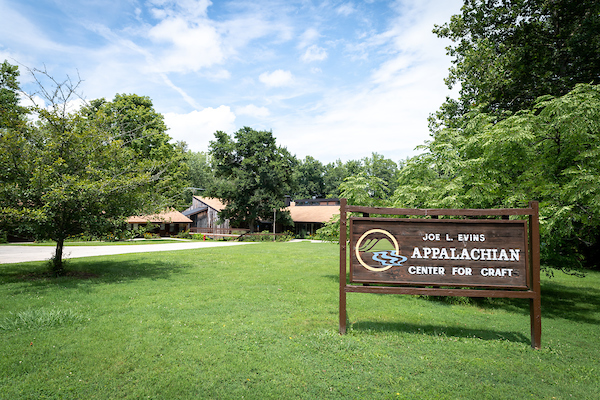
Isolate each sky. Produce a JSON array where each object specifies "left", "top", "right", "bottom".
[{"left": 0, "top": 0, "right": 463, "bottom": 164}]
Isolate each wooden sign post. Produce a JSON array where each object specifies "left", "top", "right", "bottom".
[{"left": 339, "top": 199, "right": 542, "bottom": 349}]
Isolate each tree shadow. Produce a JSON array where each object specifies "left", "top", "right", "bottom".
[
  {"left": 349, "top": 320, "right": 531, "bottom": 345},
  {"left": 326, "top": 273, "right": 600, "bottom": 326},
  {"left": 457, "top": 281, "right": 600, "bottom": 326},
  {"left": 0, "top": 255, "right": 190, "bottom": 292}
]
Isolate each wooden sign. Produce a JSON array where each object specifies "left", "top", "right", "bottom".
[
  {"left": 350, "top": 219, "right": 528, "bottom": 288},
  {"left": 339, "top": 200, "right": 542, "bottom": 349}
]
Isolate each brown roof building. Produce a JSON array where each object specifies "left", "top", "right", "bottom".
[
  {"left": 286, "top": 199, "right": 340, "bottom": 236},
  {"left": 127, "top": 209, "right": 192, "bottom": 236},
  {"left": 182, "top": 196, "right": 230, "bottom": 232},
  {"left": 180, "top": 196, "right": 340, "bottom": 237}
]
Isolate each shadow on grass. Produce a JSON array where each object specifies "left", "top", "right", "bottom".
[
  {"left": 326, "top": 274, "right": 600, "bottom": 326},
  {"left": 350, "top": 320, "right": 531, "bottom": 345},
  {"left": 0, "top": 255, "right": 190, "bottom": 291}
]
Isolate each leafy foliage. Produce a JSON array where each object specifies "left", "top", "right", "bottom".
[
  {"left": 209, "top": 127, "right": 296, "bottom": 232},
  {"left": 185, "top": 151, "right": 214, "bottom": 194},
  {"left": 293, "top": 156, "right": 326, "bottom": 199},
  {"left": 0, "top": 61, "right": 28, "bottom": 131},
  {"left": 395, "top": 84, "right": 600, "bottom": 273},
  {"left": 84, "top": 93, "right": 189, "bottom": 209},
  {"left": 0, "top": 64, "right": 185, "bottom": 274},
  {"left": 432, "top": 0, "right": 600, "bottom": 129}
]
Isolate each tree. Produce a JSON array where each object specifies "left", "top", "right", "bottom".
[
  {"left": 185, "top": 151, "right": 214, "bottom": 194},
  {"left": 323, "top": 159, "right": 364, "bottom": 198},
  {"left": 362, "top": 152, "right": 399, "bottom": 197},
  {"left": 84, "top": 94, "right": 189, "bottom": 209},
  {"left": 293, "top": 156, "right": 326, "bottom": 199},
  {"left": 0, "top": 65, "right": 182, "bottom": 275},
  {"left": 339, "top": 174, "right": 390, "bottom": 208},
  {"left": 209, "top": 127, "right": 295, "bottom": 232},
  {"left": 431, "top": 0, "right": 600, "bottom": 130},
  {"left": 395, "top": 84, "right": 600, "bottom": 274},
  {"left": 0, "top": 61, "right": 27, "bottom": 131},
  {"left": 0, "top": 61, "right": 29, "bottom": 242}
]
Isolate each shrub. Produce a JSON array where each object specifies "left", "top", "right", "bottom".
[
  {"left": 176, "top": 230, "right": 193, "bottom": 239},
  {"left": 238, "top": 231, "right": 294, "bottom": 242}
]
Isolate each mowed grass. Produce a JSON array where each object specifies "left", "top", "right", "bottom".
[
  {"left": 0, "top": 242, "right": 598, "bottom": 399},
  {"left": 2, "top": 238, "right": 188, "bottom": 246}
]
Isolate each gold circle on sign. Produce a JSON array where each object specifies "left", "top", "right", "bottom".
[{"left": 355, "top": 228, "right": 400, "bottom": 272}]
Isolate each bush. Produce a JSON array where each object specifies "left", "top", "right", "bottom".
[
  {"left": 314, "top": 215, "right": 342, "bottom": 243},
  {"left": 238, "top": 231, "right": 294, "bottom": 242},
  {"left": 176, "top": 230, "right": 193, "bottom": 239}
]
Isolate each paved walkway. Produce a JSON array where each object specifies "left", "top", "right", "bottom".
[{"left": 0, "top": 241, "right": 252, "bottom": 264}]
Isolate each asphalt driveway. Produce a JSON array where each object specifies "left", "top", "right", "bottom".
[{"left": 0, "top": 241, "right": 251, "bottom": 264}]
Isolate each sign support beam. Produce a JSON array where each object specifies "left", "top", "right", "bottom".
[{"left": 339, "top": 198, "right": 347, "bottom": 335}]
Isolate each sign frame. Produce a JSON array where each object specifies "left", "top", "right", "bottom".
[{"left": 338, "top": 199, "right": 542, "bottom": 349}]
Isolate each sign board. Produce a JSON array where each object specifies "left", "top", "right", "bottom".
[
  {"left": 350, "top": 219, "right": 528, "bottom": 288},
  {"left": 339, "top": 200, "right": 542, "bottom": 349}
]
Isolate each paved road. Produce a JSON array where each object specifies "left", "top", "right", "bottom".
[{"left": 0, "top": 241, "right": 252, "bottom": 264}]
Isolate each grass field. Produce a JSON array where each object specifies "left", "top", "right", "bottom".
[
  {"left": 1, "top": 242, "right": 598, "bottom": 399},
  {"left": 1, "top": 238, "right": 189, "bottom": 246}
]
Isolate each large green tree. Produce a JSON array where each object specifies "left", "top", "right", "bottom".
[
  {"left": 395, "top": 84, "right": 600, "bottom": 273},
  {"left": 0, "top": 65, "right": 183, "bottom": 274},
  {"left": 323, "top": 159, "right": 362, "bottom": 198},
  {"left": 432, "top": 0, "right": 600, "bottom": 130},
  {"left": 0, "top": 61, "right": 27, "bottom": 131},
  {"left": 185, "top": 151, "right": 214, "bottom": 194},
  {"left": 209, "top": 127, "right": 295, "bottom": 232},
  {"left": 84, "top": 94, "right": 189, "bottom": 209},
  {"left": 293, "top": 156, "right": 326, "bottom": 199}
]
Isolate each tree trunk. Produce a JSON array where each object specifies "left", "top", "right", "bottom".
[{"left": 52, "top": 237, "right": 66, "bottom": 276}]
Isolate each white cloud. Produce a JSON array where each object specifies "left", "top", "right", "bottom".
[
  {"left": 1, "top": 0, "right": 465, "bottom": 164},
  {"left": 149, "top": 0, "right": 211, "bottom": 20},
  {"left": 0, "top": 3, "right": 66, "bottom": 54},
  {"left": 267, "top": 2, "right": 464, "bottom": 164},
  {"left": 336, "top": 3, "right": 356, "bottom": 16},
  {"left": 371, "top": 56, "right": 412, "bottom": 84},
  {"left": 259, "top": 70, "right": 294, "bottom": 87},
  {"left": 301, "top": 45, "right": 328, "bottom": 62},
  {"left": 18, "top": 93, "right": 45, "bottom": 109},
  {"left": 164, "top": 106, "right": 236, "bottom": 151},
  {"left": 236, "top": 104, "right": 270, "bottom": 118},
  {"left": 219, "top": 16, "right": 293, "bottom": 54},
  {"left": 298, "top": 28, "right": 320, "bottom": 49},
  {"left": 148, "top": 17, "right": 224, "bottom": 73}
]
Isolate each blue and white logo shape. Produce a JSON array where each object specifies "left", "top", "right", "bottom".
[
  {"left": 371, "top": 250, "right": 408, "bottom": 267},
  {"left": 355, "top": 228, "right": 407, "bottom": 272}
]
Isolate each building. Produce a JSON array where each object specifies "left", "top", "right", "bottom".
[
  {"left": 182, "top": 196, "right": 231, "bottom": 233},
  {"left": 286, "top": 198, "right": 340, "bottom": 236},
  {"left": 127, "top": 209, "right": 192, "bottom": 236},
  {"left": 181, "top": 196, "right": 340, "bottom": 237}
]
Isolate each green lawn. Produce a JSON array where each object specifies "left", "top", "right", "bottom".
[
  {"left": 1, "top": 242, "right": 598, "bottom": 399},
  {"left": 2, "top": 238, "right": 191, "bottom": 246}
]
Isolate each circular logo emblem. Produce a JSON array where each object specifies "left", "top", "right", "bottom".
[{"left": 355, "top": 228, "right": 405, "bottom": 272}]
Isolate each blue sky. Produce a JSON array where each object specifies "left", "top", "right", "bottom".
[{"left": 0, "top": 0, "right": 462, "bottom": 163}]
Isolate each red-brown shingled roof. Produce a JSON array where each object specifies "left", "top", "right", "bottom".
[{"left": 127, "top": 209, "right": 192, "bottom": 224}]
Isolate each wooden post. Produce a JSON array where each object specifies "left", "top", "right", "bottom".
[
  {"left": 273, "top": 208, "right": 276, "bottom": 241},
  {"left": 339, "top": 198, "right": 347, "bottom": 334},
  {"left": 529, "top": 201, "right": 542, "bottom": 349}
]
